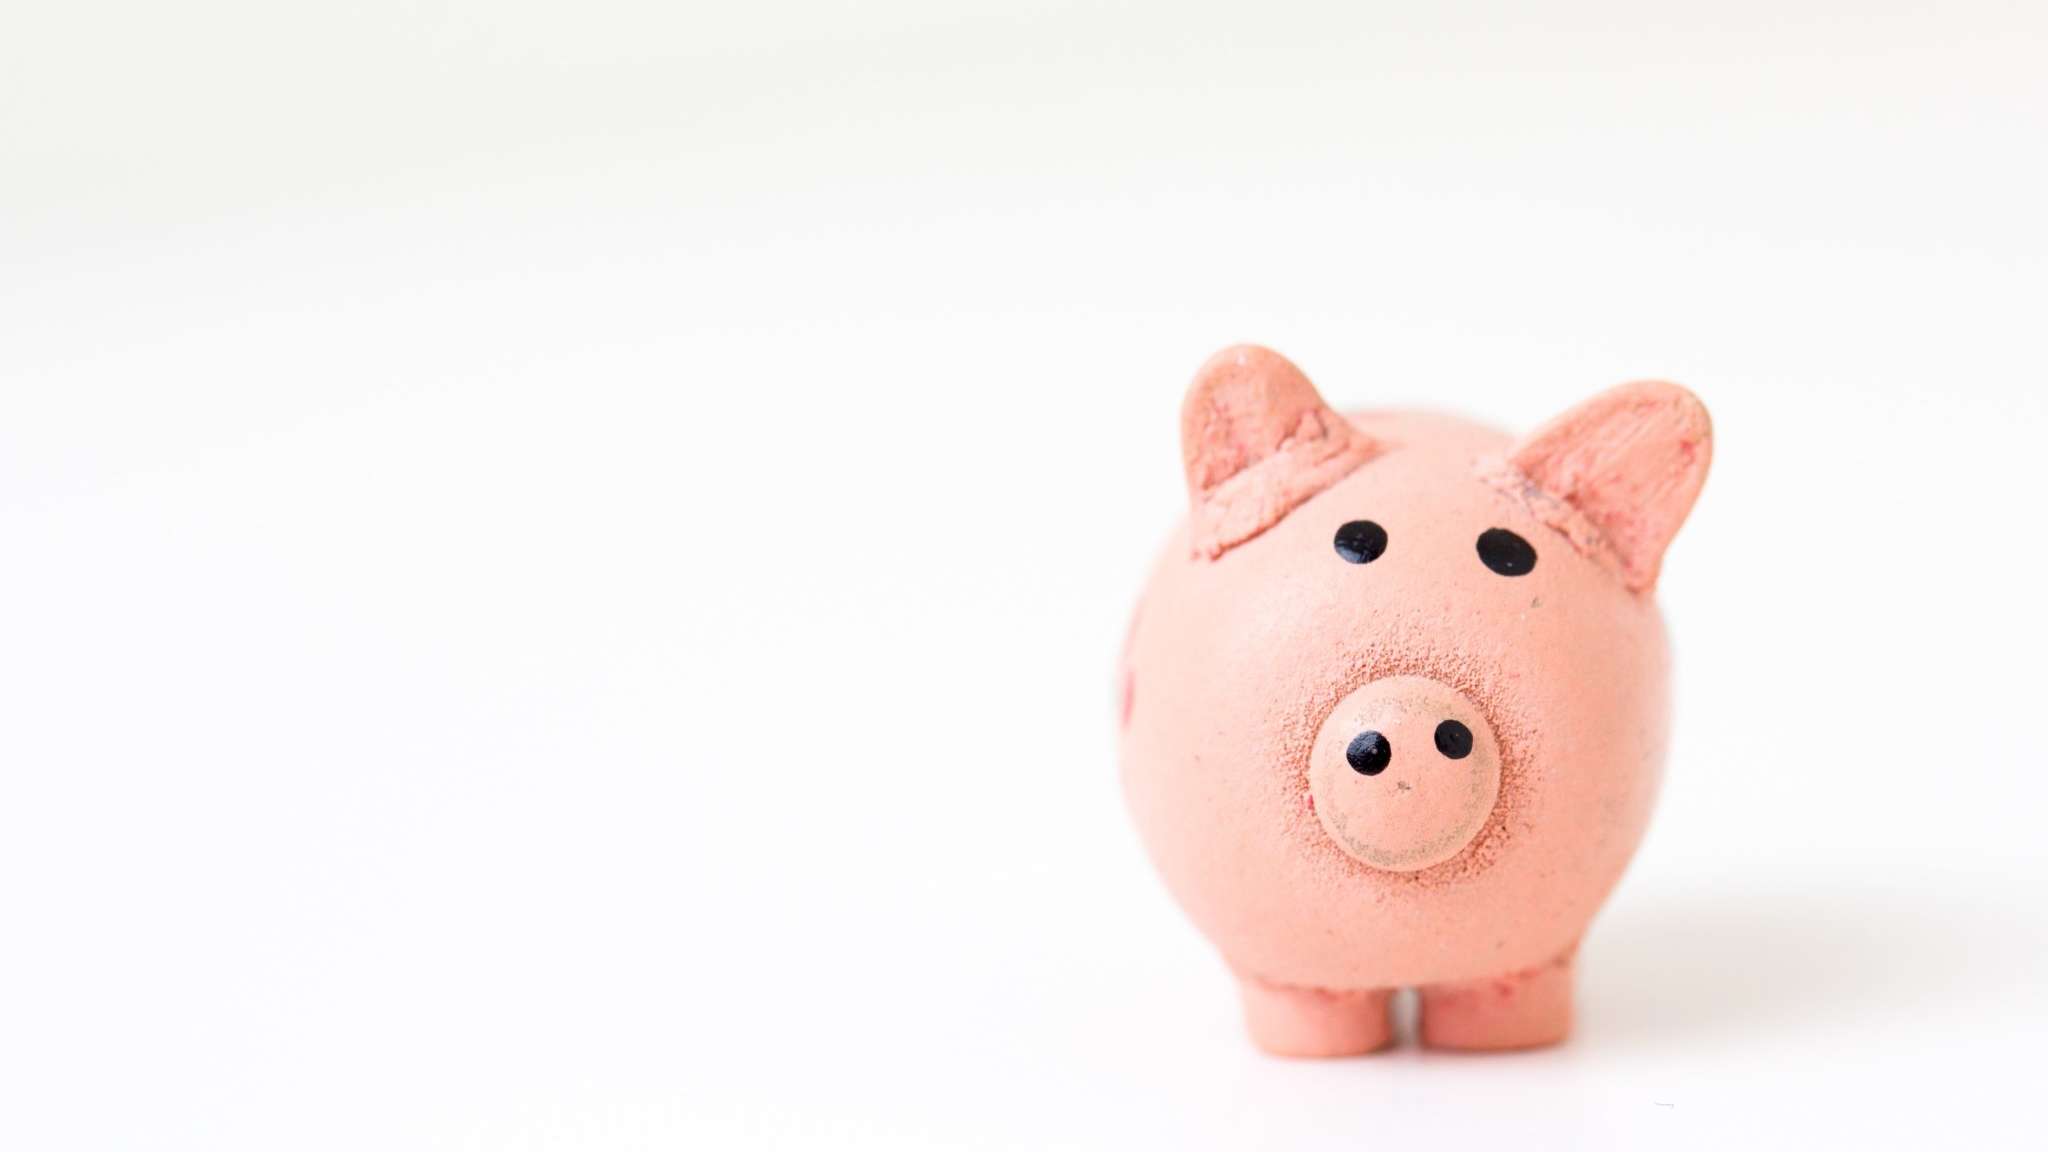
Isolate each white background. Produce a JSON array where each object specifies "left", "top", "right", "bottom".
[{"left": 4, "top": 3, "right": 2046, "bottom": 1148}]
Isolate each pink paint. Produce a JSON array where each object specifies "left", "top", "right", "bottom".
[
  {"left": 1181, "top": 345, "right": 1382, "bottom": 559},
  {"left": 1119, "top": 345, "right": 1712, "bottom": 1055}
]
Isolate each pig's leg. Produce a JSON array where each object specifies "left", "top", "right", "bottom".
[
  {"left": 1417, "top": 949, "right": 1575, "bottom": 1050},
  {"left": 1237, "top": 976, "right": 1394, "bottom": 1057}
]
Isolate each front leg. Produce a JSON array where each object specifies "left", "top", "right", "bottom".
[
  {"left": 1418, "top": 948, "right": 1576, "bottom": 1051},
  {"left": 1237, "top": 976, "right": 1394, "bottom": 1057}
]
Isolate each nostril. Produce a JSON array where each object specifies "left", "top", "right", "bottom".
[
  {"left": 1434, "top": 719, "right": 1473, "bottom": 760},
  {"left": 1346, "top": 731, "right": 1391, "bottom": 776}
]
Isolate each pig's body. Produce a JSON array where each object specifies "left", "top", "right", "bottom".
[{"left": 1118, "top": 350, "right": 1709, "bottom": 1055}]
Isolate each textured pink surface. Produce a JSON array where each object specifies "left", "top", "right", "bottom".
[
  {"left": 1503, "top": 381, "right": 1712, "bottom": 593},
  {"left": 1307, "top": 676, "right": 1501, "bottom": 872},
  {"left": 1120, "top": 345, "right": 1711, "bottom": 1054},
  {"left": 1181, "top": 345, "right": 1381, "bottom": 558}
]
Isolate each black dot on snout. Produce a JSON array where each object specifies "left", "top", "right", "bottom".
[
  {"left": 1434, "top": 719, "right": 1474, "bottom": 760},
  {"left": 1333, "top": 520, "right": 1388, "bottom": 564},
  {"left": 1476, "top": 527, "right": 1537, "bottom": 576},
  {"left": 1346, "top": 731, "right": 1391, "bottom": 775}
]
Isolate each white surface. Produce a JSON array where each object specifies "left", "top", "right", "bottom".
[{"left": 4, "top": 3, "right": 2046, "bottom": 1148}]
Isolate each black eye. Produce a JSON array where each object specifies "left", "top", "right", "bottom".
[
  {"left": 1434, "top": 719, "right": 1473, "bottom": 760},
  {"left": 1476, "top": 528, "right": 1537, "bottom": 576},
  {"left": 1333, "top": 520, "right": 1388, "bottom": 564},
  {"left": 1346, "top": 731, "right": 1391, "bottom": 775}
]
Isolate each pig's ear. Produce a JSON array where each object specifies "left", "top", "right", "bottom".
[
  {"left": 1181, "top": 344, "right": 1379, "bottom": 559},
  {"left": 1506, "top": 381, "right": 1712, "bottom": 593}
]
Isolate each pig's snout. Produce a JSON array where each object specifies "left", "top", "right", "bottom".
[{"left": 1309, "top": 676, "right": 1501, "bottom": 872}]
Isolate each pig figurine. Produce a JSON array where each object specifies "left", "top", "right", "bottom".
[{"left": 1118, "top": 345, "right": 1712, "bottom": 1055}]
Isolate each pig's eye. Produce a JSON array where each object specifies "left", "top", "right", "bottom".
[
  {"left": 1333, "top": 520, "right": 1388, "bottom": 564},
  {"left": 1476, "top": 528, "right": 1537, "bottom": 576}
]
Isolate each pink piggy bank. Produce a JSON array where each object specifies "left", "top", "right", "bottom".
[{"left": 1119, "top": 345, "right": 1712, "bottom": 1055}]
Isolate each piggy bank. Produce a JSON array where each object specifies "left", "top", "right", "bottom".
[{"left": 1118, "top": 345, "right": 1711, "bottom": 1055}]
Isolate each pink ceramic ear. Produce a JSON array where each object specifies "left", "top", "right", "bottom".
[
  {"left": 1505, "top": 381, "right": 1713, "bottom": 593},
  {"left": 1180, "top": 345, "right": 1379, "bottom": 559}
]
